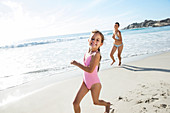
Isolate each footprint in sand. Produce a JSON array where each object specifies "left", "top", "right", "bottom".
[
  {"left": 137, "top": 100, "right": 143, "bottom": 104},
  {"left": 167, "top": 89, "right": 170, "bottom": 96},
  {"left": 139, "top": 107, "right": 147, "bottom": 113},
  {"left": 117, "top": 96, "right": 132, "bottom": 102},
  {"left": 154, "top": 104, "right": 169, "bottom": 109},
  {"left": 136, "top": 97, "right": 159, "bottom": 104},
  {"left": 152, "top": 93, "right": 158, "bottom": 96},
  {"left": 160, "top": 104, "right": 167, "bottom": 108}
]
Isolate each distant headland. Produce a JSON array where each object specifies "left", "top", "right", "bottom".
[{"left": 123, "top": 18, "right": 170, "bottom": 30}]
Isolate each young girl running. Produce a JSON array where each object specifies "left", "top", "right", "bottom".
[{"left": 71, "top": 30, "right": 111, "bottom": 113}]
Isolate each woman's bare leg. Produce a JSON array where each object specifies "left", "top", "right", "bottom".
[
  {"left": 117, "top": 45, "right": 123, "bottom": 66},
  {"left": 110, "top": 46, "right": 117, "bottom": 65},
  {"left": 73, "top": 82, "right": 89, "bottom": 113},
  {"left": 91, "top": 83, "right": 111, "bottom": 113}
]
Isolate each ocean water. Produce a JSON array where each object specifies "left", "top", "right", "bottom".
[{"left": 0, "top": 26, "right": 170, "bottom": 105}]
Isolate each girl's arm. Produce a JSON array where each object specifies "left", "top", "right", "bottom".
[{"left": 71, "top": 52, "right": 100, "bottom": 73}]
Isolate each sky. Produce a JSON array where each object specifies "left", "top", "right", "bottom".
[{"left": 0, "top": 0, "right": 170, "bottom": 44}]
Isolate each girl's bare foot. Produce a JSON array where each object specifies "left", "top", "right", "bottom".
[
  {"left": 111, "top": 60, "right": 115, "bottom": 65},
  {"left": 105, "top": 102, "right": 111, "bottom": 113}
]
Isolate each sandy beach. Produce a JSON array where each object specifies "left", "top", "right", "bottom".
[{"left": 0, "top": 52, "right": 170, "bottom": 113}]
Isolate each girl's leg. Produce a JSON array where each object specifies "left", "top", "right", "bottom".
[
  {"left": 90, "top": 83, "right": 110, "bottom": 113},
  {"left": 110, "top": 46, "right": 117, "bottom": 65},
  {"left": 117, "top": 45, "right": 123, "bottom": 66},
  {"left": 73, "top": 82, "right": 89, "bottom": 113}
]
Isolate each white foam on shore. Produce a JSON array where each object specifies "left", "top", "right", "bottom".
[{"left": 1, "top": 51, "right": 169, "bottom": 107}]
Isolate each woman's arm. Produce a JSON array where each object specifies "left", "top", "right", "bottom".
[
  {"left": 116, "top": 31, "right": 122, "bottom": 41},
  {"left": 71, "top": 52, "right": 100, "bottom": 73},
  {"left": 112, "top": 34, "right": 116, "bottom": 40}
]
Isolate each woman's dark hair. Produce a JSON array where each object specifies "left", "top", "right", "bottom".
[
  {"left": 90, "top": 30, "right": 104, "bottom": 72},
  {"left": 115, "top": 22, "right": 120, "bottom": 27}
]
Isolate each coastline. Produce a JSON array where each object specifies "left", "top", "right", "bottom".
[
  {"left": 122, "top": 18, "right": 170, "bottom": 30},
  {"left": 0, "top": 51, "right": 170, "bottom": 113}
]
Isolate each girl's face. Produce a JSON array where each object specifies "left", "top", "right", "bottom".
[
  {"left": 114, "top": 24, "right": 119, "bottom": 30},
  {"left": 88, "top": 33, "right": 103, "bottom": 51}
]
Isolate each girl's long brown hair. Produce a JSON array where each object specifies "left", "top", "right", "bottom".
[{"left": 89, "top": 30, "right": 104, "bottom": 71}]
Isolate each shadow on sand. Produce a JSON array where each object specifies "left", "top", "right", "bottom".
[{"left": 121, "top": 64, "right": 170, "bottom": 73}]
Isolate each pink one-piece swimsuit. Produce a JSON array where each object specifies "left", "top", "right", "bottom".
[{"left": 83, "top": 52, "right": 100, "bottom": 89}]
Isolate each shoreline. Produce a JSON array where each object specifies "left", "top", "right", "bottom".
[
  {"left": 0, "top": 51, "right": 170, "bottom": 113},
  {"left": 0, "top": 50, "right": 169, "bottom": 107}
]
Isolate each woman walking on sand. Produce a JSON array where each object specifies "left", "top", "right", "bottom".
[
  {"left": 110, "top": 22, "right": 123, "bottom": 66},
  {"left": 71, "top": 30, "right": 111, "bottom": 113}
]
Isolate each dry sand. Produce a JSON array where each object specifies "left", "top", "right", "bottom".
[{"left": 0, "top": 52, "right": 170, "bottom": 113}]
